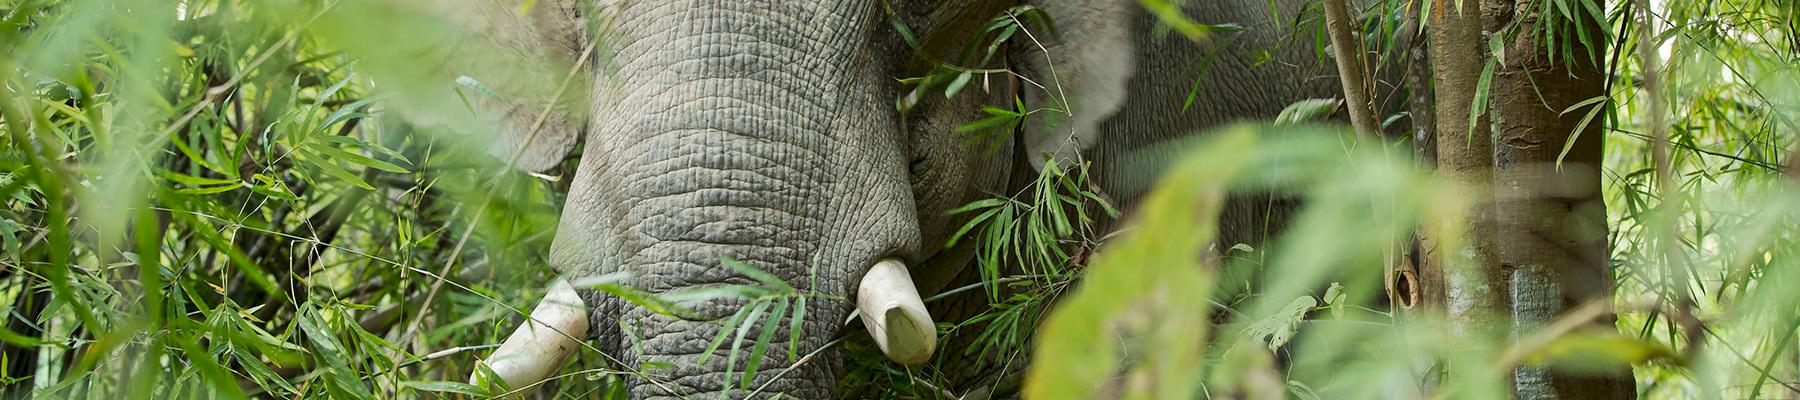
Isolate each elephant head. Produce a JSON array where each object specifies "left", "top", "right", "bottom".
[
  {"left": 417, "top": 0, "right": 1047, "bottom": 397},
  {"left": 409, "top": 0, "right": 1366, "bottom": 397}
]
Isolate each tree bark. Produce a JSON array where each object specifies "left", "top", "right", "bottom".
[
  {"left": 1488, "top": 0, "right": 1636, "bottom": 398},
  {"left": 1399, "top": 0, "right": 1438, "bottom": 314},
  {"left": 1429, "top": 0, "right": 1505, "bottom": 347}
]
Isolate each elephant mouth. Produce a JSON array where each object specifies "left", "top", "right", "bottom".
[{"left": 475, "top": 258, "right": 939, "bottom": 391}]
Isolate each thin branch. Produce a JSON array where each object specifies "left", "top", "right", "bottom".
[
  {"left": 1321, "top": 0, "right": 1380, "bottom": 139},
  {"left": 1636, "top": 0, "right": 1704, "bottom": 365}
]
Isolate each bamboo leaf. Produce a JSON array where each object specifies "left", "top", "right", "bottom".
[
  {"left": 741, "top": 298, "right": 789, "bottom": 388},
  {"left": 722, "top": 257, "right": 792, "bottom": 292},
  {"left": 1468, "top": 59, "right": 1497, "bottom": 140},
  {"left": 788, "top": 296, "right": 807, "bottom": 359},
  {"left": 944, "top": 71, "right": 973, "bottom": 98},
  {"left": 698, "top": 302, "right": 755, "bottom": 364},
  {"left": 945, "top": 206, "right": 1003, "bottom": 249},
  {"left": 402, "top": 381, "right": 489, "bottom": 396},
  {"left": 723, "top": 300, "right": 771, "bottom": 390}
]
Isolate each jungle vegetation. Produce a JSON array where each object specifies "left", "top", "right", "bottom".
[{"left": 1, "top": 0, "right": 1797, "bottom": 398}]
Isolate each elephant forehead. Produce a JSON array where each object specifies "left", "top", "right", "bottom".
[
  {"left": 600, "top": 0, "right": 879, "bottom": 77},
  {"left": 615, "top": 129, "right": 824, "bottom": 187}
]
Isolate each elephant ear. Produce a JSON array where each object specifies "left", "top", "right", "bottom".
[
  {"left": 405, "top": 0, "right": 589, "bottom": 173},
  {"left": 1017, "top": 0, "right": 1136, "bottom": 171}
]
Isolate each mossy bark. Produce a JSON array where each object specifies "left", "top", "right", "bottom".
[
  {"left": 1488, "top": 0, "right": 1636, "bottom": 398},
  {"left": 1428, "top": 0, "right": 1506, "bottom": 349}
]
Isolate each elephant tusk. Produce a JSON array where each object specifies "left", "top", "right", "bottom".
[
  {"left": 472, "top": 278, "right": 590, "bottom": 388},
  {"left": 856, "top": 258, "right": 936, "bottom": 365}
]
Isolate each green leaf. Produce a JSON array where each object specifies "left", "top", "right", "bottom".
[
  {"left": 247, "top": 174, "right": 301, "bottom": 201},
  {"left": 1025, "top": 129, "right": 1256, "bottom": 399},
  {"left": 1556, "top": 95, "right": 1609, "bottom": 168},
  {"left": 1488, "top": 34, "right": 1507, "bottom": 66},
  {"left": 1275, "top": 99, "right": 1342, "bottom": 126},
  {"left": 987, "top": 24, "right": 1018, "bottom": 57},
  {"left": 956, "top": 113, "right": 1021, "bottom": 134},
  {"left": 721, "top": 257, "right": 793, "bottom": 292},
  {"left": 1245, "top": 296, "right": 1316, "bottom": 352},
  {"left": 1527, "top": 332, "right": 1680, "bottom": 373},
  {"left": 945, "top": 198, "right": 1007, "bottom": 216},
  {"left": 0, "top": 218, "right": 20, "bottom": 264},
  {"left": 1005, "top": 5, "right": 1059, "bottom": 39},
  {"left": 1321, "top": 282, "right": 1346, "bottom": 319},
  {"left": 170, "top": 135, "right": 233, "bottom": 178},
  {"left": 944, "top": 71, "right": 973, "bottom": 98},
  {"left": 741, "top": 298, "right": 789, "bottom": 388},
  {"left": 308, "top": 156, "right": 375, "bottom": 190},
  {"left": 160, "top": 171, "right": 237, "bottom": 186},
  {"left": 660, "top": 284, "right": 773, "bottom": 307},
  {"left": 592, "top": 283, "right": 702, "bottom": 320},
  {"left": 402, "top": 381, "right": 489, "bottom": 396},
  {"left": 455, "top": 76, "right": 502, "bottom": 100},
  {"left": 233, "top": 350, "right": 300, "bottom": 396},
  {"left": 1082, "top": 191, "right": 1120, "bottom": 217},
  {"left": 1467, "top": 59, "right": 1497, "bottom": 140},
  {"left": 177, "top": 214, "right": 281, "bottom": 299},
  {"left": 788, "top": 296, "right": 807, "bottom": 359},
  {"left": 175, "top": 184, "right": 242, "bottom": 195},
  {"left": 723, "top": 300, "right": 771, "bottom": 390},
  {"left": 318, "top": 104, "right": 371, "bottom": 133},
  {"left": 298, "top": 308, "right": 374, "bottom": 399},
  {"left": 889, "top": 18, "right": 921, "bottom": 51},
  {"left": 0, "top": 325, "right": 50, "bottom": 347},
  {"left": 307, "top": 142, "right": 410, "bottom": 173},
  {"left": 1137, "top": 0, "right": 1241, "bottom": 42},
  {"left": 172, "top": 336, "right": 249, "bottom": 400},
  {"left": 698, "top": 302, "right": 756, "bottom": 364},
  {"left": 944, "top": 206, "right": 1003, "bottom": 249}
]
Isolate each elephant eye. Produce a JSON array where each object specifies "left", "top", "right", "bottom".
[{"left": 908, "top": 155, "right": 927, "bottom": 184}]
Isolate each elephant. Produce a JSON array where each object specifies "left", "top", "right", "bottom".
[{"left": 408, "top": 0, "right": 1394, "bottom": 398}]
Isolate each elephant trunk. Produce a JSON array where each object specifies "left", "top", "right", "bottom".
[
  {"left": 601, "top": 78, "right": 844, "bottom": 398},
  {"left": 593, "top": 8, "right": 859, "bottom": 398}
]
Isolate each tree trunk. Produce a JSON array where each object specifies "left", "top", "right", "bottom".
[
  {"left": 1399, "top": 0, "right": 1438, "bottom": 314},
  {"left": 1428, "top": 0, "right": 1505, "bottom": 348},
  {"left": 1487, "top": 0, "right": 1636, "bottom": 398}
]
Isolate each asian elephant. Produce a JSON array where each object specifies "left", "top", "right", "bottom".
[{"left": 412, "top": 0, "right": 1388, "bottom": 398}]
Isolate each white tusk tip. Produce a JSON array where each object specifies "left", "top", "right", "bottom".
[
  {"left": 472, "top": 279, "right": 591, "bottom": 388},
  {"left": 857, "top": 259, "right": 937, "bottom": 365}
]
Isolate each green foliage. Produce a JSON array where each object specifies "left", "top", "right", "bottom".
[
  {"left": 1245, "top": 295, "right": 1318, "bottom": 352},
  {"left": 1606, "top": 0, "right": 1800, "bottom": 397},
  {"left": 1024, "top": 128, "right": 1259, "bottom": 400},
  {"left": 954, "top": 98, "right": 1040, "bottom": 153},
  {"left": 890, "top": 5, "right": 1053, "bottom": 114},
  {"left": 1139, "top": 0, "right": 1246, "bottom": 42},
  {"left": 947, "top": 158, "right": 1114, "bottom": 298},
  {"left": 0, "top": 0, "right": 588, "bottom": 397},
  {"left": 5, "top": 0, "right": 1800, "bottom": 399},
  {"left": 1275, "top": 98, "right": 1345, "bottom": 125},
  {"left": 571, "top": 257, "right": 822, "bottom": 395}
]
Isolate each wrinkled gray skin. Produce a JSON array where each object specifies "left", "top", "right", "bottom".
[
  {"left": 430, "top": 0, "right": 1363, "bottom": 397},
  {"left": 1020, "top": 0, "right": 1354, "bottom": 249}
]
